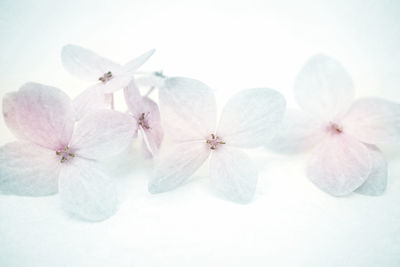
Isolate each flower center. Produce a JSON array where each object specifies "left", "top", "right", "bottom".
[
  {"left": 329, "top": 122, "right": 343, "bottom": 134},
  {"left": 99, "top": 71, "right": 113, "bottom": 83},
  {"left": 56, "top": 146, "right": 75, "bottom": 163},
  {"left": 206, "top": 134, "right": 225, "bottom": 150},
  {"left": 138, "top": 113, "right": 151, "bottom": 130}
]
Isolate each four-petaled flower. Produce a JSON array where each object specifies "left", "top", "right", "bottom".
[
  {"left": 61, "top": 44, "right": 155, "bottom": 120},
  {"left": 268, "top": 54, "right": 400, "bottom": 196},
  {"left": 124, "top": 80, "right": 163, "bottom": 157},
  {"left": 1, "top": 83, "right": 137, "bottom": 221},
  {"left": 149, "top": 77, "right": 286, "bottom": 203}
]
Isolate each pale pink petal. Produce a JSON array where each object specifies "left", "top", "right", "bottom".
[
  {"left": 342, "top": 98, "right": 400, "bottom": 144},
  {"left": 122, "top": 49, "right": 156, "bottom": 74},
  {"left": 149, "top": 141, "right": 210, "bottom": 193},
  {"left": 102, "top": 75, "right": 133, "bottom": 94},
  {"left": 2, "top": 92, "right": 26, "bottom": 139},
  {"left": 61, "top": 44, "right": 123, "bottom": 81},
  {"left": 307, "top": 133, "right": 371, "bottom": 196},
  {"left": 0, "top": 142, "right": 60, "bottom": 196},
  {"left": 70, "top": 110, "right": 137, "bottom": 160},
  {"left": 59, "top": 158, "right": 117, "bottom": 221},
  {"left": 294, "top": 54, "right": 354, "bottom": 120},
  {"left": 15, "top": 83, "right": 75, "bottom": 150},
  {"left": 209, "top": 146, "right": 258, "bottom": 203},
  {"left": 355, "top": 145, "right": 387, "bottom": 196},
  {"left": 73, "top": 84, "right": 106, "bottom": 121},
  {"left": 266, "top": 109, "right": 325, "bottom": 153},
  {"left": 160, "top": 77, "right": 217, "bottom": 141},
  {"left": 140, "top": 97, "right": 163, "bottom": 156},
  {"left": 217, "top": 88, "right": 286, "bottom": 148},
  {"left": 123, "top": 80, "right": 143, "bottom": 115}
]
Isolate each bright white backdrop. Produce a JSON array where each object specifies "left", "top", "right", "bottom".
[{"left": 1, "top": 0, "right": 400, "bottom": 266}]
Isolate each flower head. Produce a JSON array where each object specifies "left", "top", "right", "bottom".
[
  {"left": 268, "top": 54, "right": 400, "bottom": 196},
  {"left": 124, "top": 80, "right": 163, "bottom": 157},
  {"left": 149, "top": 77, "right": 286, "bottom": 203},
  {"left": 61, "top": 44, "right": 155, "bottom": 120},
  {"left": 1, "top": 83, "right": 137, "bottom": 221}
]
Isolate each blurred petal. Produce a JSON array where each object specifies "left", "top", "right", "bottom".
[
  {"left": 307, "top": 133, "right": 371, "bottom": 196},
  {"left": 15, "top": 83, "right": 74, "bottom": 150},
  {"left": 149, "top": 141, "right": 210, "bottom": 193},
  {"left": 210, "top": 146, "right": 258, "bottom": 204},
  {"left": 2, "top": 92, "right": 26, "bottom": 139},
  {"left": 160, "top": 77, "right": 217, "bottom": 141},
  {"left": 217, "top": 88, "right": 286, "bottom": 148},
  {"left": 266, "top": 109, "right": 325, "bottom": 153},
  {"left": 294, "top": 54, "right": 354, "bottom": 119},
  {"left": 124, "top": 80, "right": 143, "bottom": 115},
  {"left": 73, "top": 84, "right": 106, "bottom": 121},
  {"left": 70, "top": 110, "right": 137, "bottom": 160},
  {"left": 122, "top": 49, "right": 156, "bottom": 74},
  {"left": 342, "top": 98, "right": 400, "bottom": 144},
  {"left": 355, "top": 145, "right": 387, "bottom": 196},
  {"left": 102, "top": 75, "right": 133, "bottom": 94},
  {"left": 59, "top": 158, "right": 117, "bottom": 221},
  {"left": 0, "top": 142, "right": 60, "bottom": 196},
  {"left": 61, "top": 44, "right": 122, "bottom": 81},
  {"left": 136, "top": 73, "right": 166, "bottom": 90}
]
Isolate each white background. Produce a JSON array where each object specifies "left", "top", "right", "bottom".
[{"left": 1, "top": 0, "right": 400, "bottom": 266}]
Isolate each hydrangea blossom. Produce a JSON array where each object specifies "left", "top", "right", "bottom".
[
  {"left": 149, "top": 77, "right": 286, "bottom": 203},
  {"left": 268, "top": 54, "right": 400, "bottom": 196},
  {"left": 61, "top": 44, "right": 155, "bottom": 119},
  {"left": 1, "top": 83, "right": 136, "bottom": 221},
  {"left": 124, "top": 80, "right": 163, "bottom": 157}
]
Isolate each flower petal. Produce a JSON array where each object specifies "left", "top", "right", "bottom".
[
  {"left": 0, "top": 142, "right": 60, "bottom": 196},
  {"left": 294, "top": 54, "right": 354, "bottom": 119},
  {"left": 307, "top": 133, "right": 371, "bottom": 196},
  {"left": 2, "top": 92, "right": 26, "bottom": 139},
  {"left": 140, "top": 98, "right": 163, "bottom": 156},
  {"left": 61, "top": 44, "right": 123, "bottom": 81},
  {"left": 160, "top": 77, "right": 217, "bottom": 141},
  {"left": 102, "top": 75, "right": 133, "bottom": 94},
  {"left": 73, "top": 84, "right": 106, "bottom": 121},
  {"left": 59, "top": 158, "right": 117, "bottom": 221},
  {"left": 14, "top": 83, "right": 75, "bottom": 150},
  {"left": 355, "top": 145, "right": 387, "bottom": 196},
  {"left": 342, "top": 98, "right": 400, "bottom": 144},
  {"left": 70, "top": 110, "right": 137, "bottom": 160},
  {"left": 122, "top": 49, "right": 156, "bottom": 74},
  {"left": 209, "top": 146, "right": 258, "bottom": 204},
  {"left": 136, "top": 73, "right": 166, "bottom": 90},
  {"left": 149, "top": 141, "right": 210, "bottom": 193},
  {"left": 124, "top": 79, "right": 143, "bottom": 115},
  {"left": 217, "top": 88, "right": 286, "bottom": 148},
  {"left": 266, "top": 109, "right": 325, "bottom": 153}
]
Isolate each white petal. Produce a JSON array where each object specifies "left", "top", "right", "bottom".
[
  {"left": 210, "top": 146, "right": 258, "bottom": 203},
  {"left": 0, "top": 142, "right": 60, "bottom": 196},
  {"left": 307, "top": 133, "right": 371, "bottom": 196},
  {"left": 266, "top": 109, "right": 325, "bottom": 153},
  {"left": 342, "top": 98, "right": 400, "bottom": 144},
  {"left": 160, "top": 77, "right": 217, "bottom": 141},
  {"left": 59, "top": 158, "right": 117, "bottom": 221},
  {"left": 136, "top": 73, "right": 166, "bottom": 90},
  {"left": 73, "top": 84, "right": 106, "bottom": 121},
  {"left": 294, "top": 54, "right": 354, "bottom": 119},
  {"left": 15, "top": 83, "right": 75, "bottom": 150},
  {"left": 70, "top": 110, "right": 137, "bottom": 160},
  {"left": 61, "top": 44, "right": 123, "bottom": 81},
  {"left": 2, "top": 92, "right": 26, "bottom": 139},
  {"left": 122, "top": 49, "right": 156, "bottom": 74},
  {"left": 217, "top": 88, "right": 286, "bottom": 148},
  {"left": 355, "top": 145, "right": 387, "bottom": 196},
  {"left": 102, "top": 75, "right": 133, "bottom": 94},
  {"left": 149, "top": 141, "right": 210, "bottom": 193}
]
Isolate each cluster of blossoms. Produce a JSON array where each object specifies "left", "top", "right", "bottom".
[{"left": 1, "top": 46, "right": 399, "bottom": 221}]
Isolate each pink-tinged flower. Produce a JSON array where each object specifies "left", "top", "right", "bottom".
[
  {"left": 61, "top": 44, "right": 155, "bottom": 120},
  {"left": 268, "top": 54, "right": 400, "bottom": 196},
  {"left": 124, "top": 80, "right": 163, "bottom": 157},
  {"left": 149, "top": 77, "right": 286, "bottom": 203},
  {"left": 1, "top": 83, "right": 137, "bottom": 221}
]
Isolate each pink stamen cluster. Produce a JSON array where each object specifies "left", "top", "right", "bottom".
[{"left": 206, "top": 134, "right": 225, "bottom": 150}]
